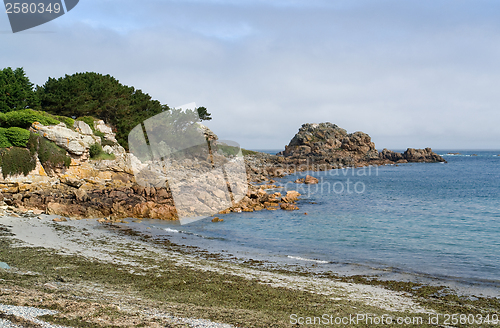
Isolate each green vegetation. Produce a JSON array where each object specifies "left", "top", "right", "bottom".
[
  {"left": 92, "top": 152, "right": 116, "bottom": 161},
  {"left": 0, "top": 127, "right": 31, "bottom": 148},
  {"left": 101, "top": 138, "right": 116, "bottom": 147},
  {"left": 0, "top": 129, "right": 12, "bottom": 148},
  {"left": 0, "top": 67, "right": 215, "bottom": 177},
  {"left": 55, "top": 115, "right": 75, "bottom": 128},
  {"left": 1, "top": 67, "right": 213, "bottom": 150},
  {"left": 4, "top": 127, "right": 30, "bottom": 147},
  {"left": 0, "top": 109, "right": 60, "bottom": 128},
  {"left": 89, "top": 143, "right": 102, "bottom": 159},
  {"left": 242, "top": 148, "right": 258, "bottom": 156},
  {"left": 0, "top": 67, "right": 39, "bottom": 112},
  {"left": 0, "top": 147, "right": 36, "bottom": 178},
  {"left": 28, "top": 133, "right": 71, "bottom": 172},
  {"left": 218, "top": 144, "right": 241, "bottom": 156},
  {"left": 37, "top": 71, "right": 211, "bottom": 149},
  {"left": 197, "top": 106, "right": 212, "bottom": 121},
  {"left": 88, "top": 142, "right": 115, "bottom": 160},
  {"left": 38, "top": 72, "right": 165, "bottom": 149}
]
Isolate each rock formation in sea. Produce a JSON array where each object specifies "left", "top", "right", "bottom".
[{"left": 279, "top": 122, "right": 444, "bottom": 165}]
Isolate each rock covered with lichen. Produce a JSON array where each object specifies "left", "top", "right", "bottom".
[{"left": 277, "top": 122, "right": 445, "bottom": 169}]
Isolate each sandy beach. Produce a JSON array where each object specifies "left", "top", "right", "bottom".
[{"left": 1, "top": 212, "right": 498, "bottom": 327}]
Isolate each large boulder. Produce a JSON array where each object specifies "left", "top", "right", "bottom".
[
  {"left": 73, "top": 120, "right": 93, "bottom": 135},
  {"left": 278, "top": 122, "right": 445, "bottom": 167},
  {"left": 403, "top": 148, "right": 445, "bottom": 163},
  {"left": 379, "top": 147, "right": 445, "bottom": 163},
  {"left": 281, "top": 123, "right": 376, "bottom": 159},
  {"left": 30, "top": 122, "right": 100, "bottom": 156},
  {"left": 379, "top": 148, "right": 405, "bottom": 162},
  {"left": 94, "top": 120, "right": 117, "bottom": 143}
]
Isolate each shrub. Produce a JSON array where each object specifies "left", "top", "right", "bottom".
[
  {"left": 0, "top": 128, "right": 13, "bottom": 148},
  {"left": 5, "top": 127, "right": 30, "bottom": 147},
  {"left": 101, "top": 139, "right": 116, "bottom": 147},
  {"left": 0, "top": 113, "right": 6, "bottom": 126},
  {"left": 2, "top": 109, "right": 59, "bottom": 128},
  {"left": 31, "top": 134, "right": 71, "bottom": 172},
  {"left": 89, "top": 143, "right": 103, "bottom": 159},
  {"left": 55, "top": 115, "right": 75, "bottom": 128},
  {"left": 242, "top": 148, "right": 258, "bottom": 156},
  {"left": 27, "top": 132, "right": 38, "bottom": 154},
  {"left": 94, "top": 130, "right": 105, "bottom": 139},
  {"left": 92, "top": 152, "right": 115, "bottom": 161},
  {"left": 0, "top": 147, "right": 37, "bottom": 178}
]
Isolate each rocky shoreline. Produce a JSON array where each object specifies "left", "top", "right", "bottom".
[{"left": 0, "top": 121, "right": 445, "bottom": 221}]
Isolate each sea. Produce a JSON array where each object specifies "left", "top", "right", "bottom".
[{"left": 123, "top": 150, "right": 500, "bottom": 297}]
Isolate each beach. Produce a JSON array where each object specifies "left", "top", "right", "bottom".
[{"left": 1, "top": 212, "right": 499, "bottom": 327}]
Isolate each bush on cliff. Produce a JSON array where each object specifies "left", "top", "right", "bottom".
[
  {"left": 88, "top": 143, "right": 114, "bottom": 160},
  {"left": 0, "top": 129, "right": 13, "bottom": 148},
  {"left": 0, "top": 147, "right": 37, "bottom": 178},
  {"left": 89, "top": 143, "right": 102, "bottom": 158},
  {"left": 55, "top": 115, "right": 75, "bottom": 129},
  {"left": 5, "top": 127, "right": 30, "bottom": 147},
  {"left": 0, "top": 109, "right": 60, "bottom": 128},
  {"left": 28, "top": 133, "right": 71, "bottom": 172}
]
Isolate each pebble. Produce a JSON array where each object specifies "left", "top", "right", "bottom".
[
  {"left": 0, "top": 304, "right": 69, "bottom": 328},
  {"left": 150, "top": 311, "right": 235, "bottom": 328},
  {"left": 0, "top": 304, "right": 235, "bottom": 328}
]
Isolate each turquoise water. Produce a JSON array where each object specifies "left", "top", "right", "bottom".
[{"left": 133, "top": 150, "right": 500, "bottom": 294}]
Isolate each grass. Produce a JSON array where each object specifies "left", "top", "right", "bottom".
[
  {"left": 242, "top": 148, "right": 258, "bottom": 156},
  {"left": 91, "top": 152, "right": 116, "bottom": 161}
]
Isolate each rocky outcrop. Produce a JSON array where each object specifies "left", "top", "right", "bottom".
[
  {"left": 276, "top": 123, "right": 445, "bottom": 170},
  {"left": 281, "top": 123, "right": 378, "bottom": 159},
  {"left": 218, "top": 186, "right": 301, "bottom": 213},
  {"left": 94, "top": 120, "right": 118, "bottom": 143},
  {"left": 402, "top": 148, "right": 445, "bottom": 163},
  {"left": 294, "top": 175, "right": 319, "bottom": 184},
  {"left": 30, "top": 122, "right": 101, "bottom": 157},
  {"left": 0, "top": 180, "right": 177, "bottom": 220},
  {"left": 73, "top": 120, "right": 93, "bottom": 135}
]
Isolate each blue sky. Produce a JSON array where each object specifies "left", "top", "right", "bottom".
[{"left": 1, "top": 0, "right": 500, "bottom": 150}]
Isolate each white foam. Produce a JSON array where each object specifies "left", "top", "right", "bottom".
[
  {"left": 287, "top": 255, "right": 329, "bottom": 264},
  {"left": 164, "top": 228, "right": 179, "bottom": 233}
]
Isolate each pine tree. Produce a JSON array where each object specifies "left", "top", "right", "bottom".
[{"left": 0, "top": 67, "right": 39, "bottom": 113}]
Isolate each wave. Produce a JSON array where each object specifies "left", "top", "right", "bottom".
[
  {"left": 287, "top": 255, "right": 329, "bottom": 264},
  {"left": 163, "top": 228, "right": 180, "bottom": 233}
]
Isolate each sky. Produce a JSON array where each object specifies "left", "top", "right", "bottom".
[{"left": 1, "top": 0, "right": 500, "bottom": 150}]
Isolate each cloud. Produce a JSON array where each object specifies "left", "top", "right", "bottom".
[{"left": 1, "top": 0, "right": 500, "bottom": 150}]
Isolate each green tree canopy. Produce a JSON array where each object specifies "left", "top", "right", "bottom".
[
  {"left": 197, "top": 106, "right": 212, "bottom": 121},
  {"left": 38, "top": 72, "right": 165, "bottom": 149},
  {"left": 38, "top": 72, "right": 212, "bottom": 149},
  {"left": 0, "top": 67, "right": 39, "bottom": 113}
]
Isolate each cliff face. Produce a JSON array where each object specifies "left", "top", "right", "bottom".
[{"left": 278, "top": 122, "right": 445, "bottom": 168}]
